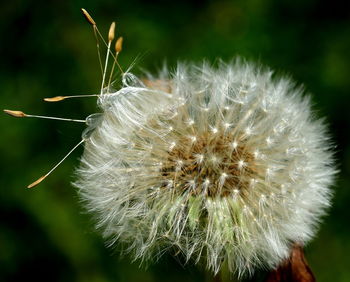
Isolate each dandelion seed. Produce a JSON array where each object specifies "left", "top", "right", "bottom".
[
  {"left": 189, "top": 136, "right": 197, "bottom": 143},
  {"left": 195, "top": 154, "right": 204, "bottom": 164},
  {"left": 169, "top": 141, "right": 176, "bottom": 150},
  {"left": 237, "top": 160, "right": 246, "bottom": 169},
  {"left": 231, "top": 141, "right": 238, "bottom": 149}
]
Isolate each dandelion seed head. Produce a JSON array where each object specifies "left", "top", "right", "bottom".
[{"left": 75, "top": 60, "right": 335, "bottom": 277}]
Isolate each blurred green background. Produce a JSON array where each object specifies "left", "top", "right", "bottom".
[{"left": 1, "top": 0, "right": 349, "bottom": 281}]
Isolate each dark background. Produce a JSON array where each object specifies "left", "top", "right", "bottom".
[{"left": 1, "top": 0, "right": 349, "bottom": 281}]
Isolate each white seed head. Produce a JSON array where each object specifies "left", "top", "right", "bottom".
[{"left": 75, "top": 60, "right": 336, "bottom": 277}]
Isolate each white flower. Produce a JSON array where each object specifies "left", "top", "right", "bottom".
[{"left": 75, "top": 60, "right": 335, "bottom": 277}]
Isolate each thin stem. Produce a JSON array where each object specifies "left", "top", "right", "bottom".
[
  {"left": 101, "top": 40, "right": 112, "bottom": 94},
  {"left": 93, "top": 26, "right": 104, "bottom": 77},
  {"left": 26, "top": 114, "right": 86, "bottom": 123},
  {"left": 107, "top": 53, "right": 117, "bottom": 92},
  {"left": 27, "top": 139, "right": 85, "bottom": 188},
  {"left": 95, "top": 27, "right": 124, "bottom": 73}
]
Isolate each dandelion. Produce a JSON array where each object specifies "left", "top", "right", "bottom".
[
  {"left": 4, "top": 9, "right": 336, "bottom": 278},
  {"left": 74, "top": 59, "right": 335, "bottom": 277}
]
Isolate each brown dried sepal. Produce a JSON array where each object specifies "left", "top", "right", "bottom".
[
  {"left": 81, "top": 8, "right": 96, "bottom": 26},
  {"left": 115, "top": 36, "right": 123, "bottom": 53},
  {"left": 44, "top": 96, "right": 66, "bottom": 102},
  {"left": 265, "top": 244, "right": 316, "bottom": 282},
  {"left": 27, "top": 175, "right": 46, "bottom": 189},
  {"left": 3, "top": 109, "right": 27, "bottom": 118},
  {"left": 108, "top": 22, "right": 116, "bottom": 42}
]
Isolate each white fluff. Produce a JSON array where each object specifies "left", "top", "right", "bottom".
[{"left": 75, "top": 60, "right": 335, "bottom": 277}]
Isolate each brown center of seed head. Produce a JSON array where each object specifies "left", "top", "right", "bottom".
[{"left": 161, "top": 133, "right": 256, "bottom": 197}]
